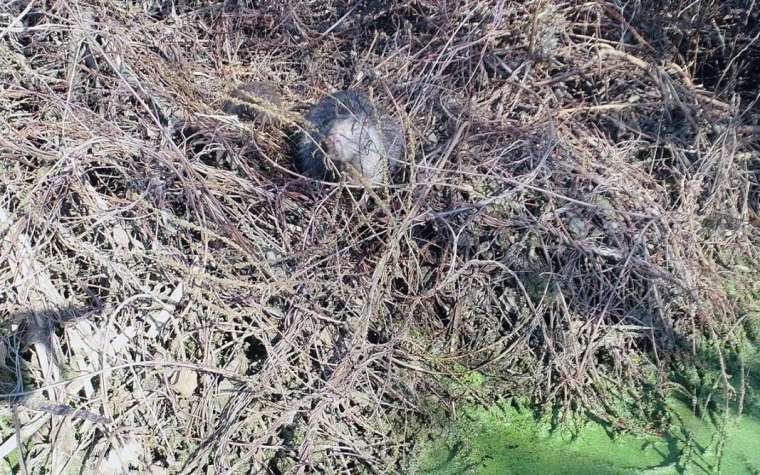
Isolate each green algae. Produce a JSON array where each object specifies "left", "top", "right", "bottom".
[
  {"left": 412, "top": 402, "right": 675, "bottom": 475},
  {"left": 413, "top": 337, "right": 760, "bottom": 475},
  {"left": 412, "top": 259, "right": 760, "bottom": 475},
  {"left": 412, "top": 396, "right": 760, "bottom": 475}
]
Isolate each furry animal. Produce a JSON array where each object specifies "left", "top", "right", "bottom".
[
  {"left": 222, "top": 81, "right": 286, "bottom": 126},
  {"left": 294, "top": 91, "right": 405, "bottom": 185},
  {"left": 224, "top": 85, "right": 405, "bottom": 185}
]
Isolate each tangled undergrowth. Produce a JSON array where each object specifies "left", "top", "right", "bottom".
[{"left": 1, "top": 1, "right": 759, "bottom": 473}]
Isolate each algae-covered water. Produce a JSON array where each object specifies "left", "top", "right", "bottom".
[
  {"left": 414, "top": 278, "right": 760, "bottom": 475},
  {"left": 413, "top": 341, "right": 760, "bottom": 475},
  {"left": 412, "top": 399, "right": 760, "bottom": 475}
]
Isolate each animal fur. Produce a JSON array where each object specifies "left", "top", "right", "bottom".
[{"left": 294, "top": 91, "right": 405, "bottom": 185}]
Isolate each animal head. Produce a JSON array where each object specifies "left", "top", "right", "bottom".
[
  {"left": 294, "top": 90, "right": 404, "bottom": 186},
  {"left": 325, "top": 116, "right": 387, "bottom": 184}
]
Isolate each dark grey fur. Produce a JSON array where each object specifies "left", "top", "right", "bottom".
[
  {"left": 294, "top": 90, "right": 405, "bottom": 183},
  {"left": 223, "top": 81, "right": 284, "bottom": 126}
]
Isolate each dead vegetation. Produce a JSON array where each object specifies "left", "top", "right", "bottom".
[{"left": 0, "top": 0, "right": 759, "bottom": 473}]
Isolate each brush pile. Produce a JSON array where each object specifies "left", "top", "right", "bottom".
[{"left": 1, "top": 1, "right": 758, "bottom": 473}]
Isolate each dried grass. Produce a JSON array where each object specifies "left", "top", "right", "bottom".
[{"left": 1, "top": 0, "right": 759, "bottom": 473}]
